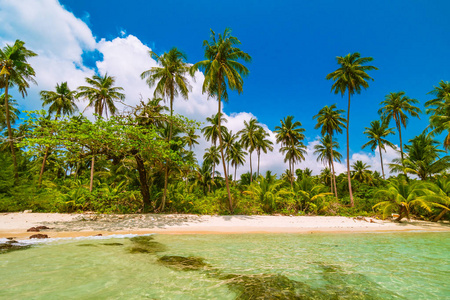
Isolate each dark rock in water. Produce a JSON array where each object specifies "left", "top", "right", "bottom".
[
  {"left": 27, "top": 227, "right": 40, "bottom": 232},
  {"left": 220, "top": 273, "right": 328, "bottom": 299},
  {"left": 77, "top": 243, "right": 97, "bottom": 247},
  {"left": 0, "top": 241, "right": 32, "bottom": 254},
  {"left": 6, "top": 237, "right": 16, "bottom": 240},
  {"left": 128, "top": 236, "right": 166, "bottom": 254},
  {"left": 102, "top": 242, "right": 123, "bottom": 246},
  {"left": 29, "top": 234, "right": 48, "bottom": 239},
  {"left": 35, "top": 226, "right": 50, "bottom": 230},
  {"left": 158, "top": 255, "right": 210, "bottom": 271}
]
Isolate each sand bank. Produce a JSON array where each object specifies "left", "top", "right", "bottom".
[{"left": 1, "top": 213, "right": 449, "bottom": 239}]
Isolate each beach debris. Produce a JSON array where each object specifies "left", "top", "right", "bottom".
[
  {"left": 23, "top": 210, "right": 32, "bottom": 213},
  {"left": 29, "top": 234, "right": 49, "bottom": 239},
  {"left": 27, "top": 227, "right": 40, "bottom": 232},
  {"left": 157, "top": 255, "right": 210, "bottom": 271},
  {"left": 94, "top": 234, "right": 103, "bottom": 236}
]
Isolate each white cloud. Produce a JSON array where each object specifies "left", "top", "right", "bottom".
[{"left": 0, "top": 0, "right": 400, "bottom": 180}]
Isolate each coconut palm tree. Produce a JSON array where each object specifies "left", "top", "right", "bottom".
[
  {"left": 274, "top": 116, "right": 306, "bottom": 186},
  {"left": 0, "top": 40, "right": 37, "bottom": 179},
  {"left": 183, "top": 128, "right": 200, "bottom": 152},
  {"left": 326, "top": 52, "right": 377, "bottom": 207},
  {"left": 0, "top": 94, "right": 19, "bottom": 131},
  {"left": 38, "top": 82, "right": 78, "bottom": 186},
  {"left": 77, "top": 74, "right": 125, "bottom": 192},
  {"left": 378, "top": 91, "right": 421, "bottom": 162},
  {"left": 203, "top": 146, "right": 220, "bottom": 180},
  {"left": 416, "top": 177, "right": 450, "bottom": 221},
  {"left": 425, "top": 81, "right": 450, "bottom": 149},
  {"left": 255, "top": 127, "right": 274, "bottom": 176},
  {"left": 314, "top": 135, "right": 342, "bottom": 195},
  {"left": 362, "top": 120, "right": 396, "bottom": 179},
  {"left": 190, "top": 28, "right": 251, "bottom": 212},
  {"left": 389, "top": 133, "right": 450, "bottom": 180},
  {"left": 313, "top": 104, "right": 346, "bottom": 200},
  {"left": 351, "top": 160, "right": 373, "bottom": 184},
  {"left": 202, "top": 113, "right": 228, "bottom": 146},
  {"left": 238, "top": 118, "right": 262, "bottom": 182},
  {"left": 229, "top": 141, "right": 247, "bottom": 182},
  {"left": 222, "top": 129, "right": 236, "bottom": 175}
]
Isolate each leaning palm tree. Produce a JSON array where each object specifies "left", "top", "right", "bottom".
[
  {"left": 0, "top": 40, "right": 37, "bottom": 179},
  {"left": 378, "top": 91, "right": 421, "bottom": 162},
  {"left": 362, "top": 120, "right": 396, "bottom": 179},
  {"left": 38, "top": 82, "right": 78, "bottom": 186},
  {"left": 425, "top": 80, "right": 450, "bottom": 149},
  {"left": 190, "top": 28, "right": 251, "bottom": 212},
  {"left": 255, "top": 127, "right": 274, "bottom": 176},
  {"left": 77, "top": 74, "right": 125, "bottom": 192},
  {"left": 313, "top": 104, "right": 346, "bottom": 200},
  {"left": 274, "top": 115, "right": 306, "bottom": 186},
  {"left": 238, "top": 118, "right": 262, "bottom": 182},
  {"left": 314, "top": 135, "right": 342, "bottom": 196},
  {"left": 326, "top": 52, "right": 377, "bottom": 207}
]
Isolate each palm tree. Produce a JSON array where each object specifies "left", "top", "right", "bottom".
[
  {"left": 190, "top": 28, "right": 251, "bottom": 212},
  {"left": 202, "top": 113, "right": 228, "bottom": 146},
  {"left": 183, "top": 128, "right": 200, "bottom": 152},
  {"left": 314, "top": 135, "right": 342, "bottom": 195},
  {"left": 229, "top": 141, "right": 247, "bottom": 182},
  {"left": 313, "top": 104, "right": 346, "bottom": 200},
  {"left": 378, "top": 91, "right": 421, "bottom": 162},
  {"left": 416, "top": 178, "right": 450, "bottom": 221},
  {"left": 351, "top": 160, "right": 373, "bottom": 184},
  {"left": 0, "top": 40, "right": 37, "bottom": 179},
  {"left": 38, "top": 82, "right": 78, "bottom": 186},
  {"left": 255, "top": 127, "right": 274, "bottom": 176},
  {"left": 326, "top": 52, "right": 377, "bottom": 207},
  {"left": 0, "top": 94, "right": 19, "bottom": 131},
  {"left": 238, "top": 118, "right": 262, "bottom": 182},
  {"left": 222, "top": 129, "right": 236, "bottom": 175},
  {"left": 203, "top": 146, "right": 220, "bottom": 180},
  {"left": 425, "top": 81, "right": 450, "bottom": 149},
  {"left": 362, "top": 120, "right": 396, "bottom": 179},
  {"left": 274, "top": 115, "right": 306, "bottom": 187},
  {"left": 389, "top": 133, "right": 450, "bottom": 180},
  {"left": 77, "top": 74, "right": 125, "bottom": 192}
]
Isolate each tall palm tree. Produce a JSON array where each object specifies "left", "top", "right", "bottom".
[
  {"left": 378, "top": 91, "right": 421, "bottom": 162},
  {"left": 362, "top": 120, "right": 396, "bottom": 179},
  {"left": 238, "top": 118, "right": 262, "bottom": 182},
  {"left": 255, "top": 127, "right": 274, "bottom": 176},
  {"left": 326, "top": 52, "right": 377, "bottom": 207},
  {"left": 425, "top": 81, "right": 450, "bottom": 149},
  {"left": 38, "top": 82, "right": 78, "bottom": 186},
  {"left": 313, "top": 104, "right": 346, "bottom": 200},
  {"left": 190, "top": 28, "right": 251, "bottom": 212},
  {"left": 203, "top": 145, "right": 220, "bottom": 180},
  {"left": 0, "top": 40, "right": 37, "bottom": 179},
  {"left": 351, "top": 160, "right": 372, "bottom": 184},
  {"left": 314, "top": 135, "right": 342, "bottom": 195},
  {"left": 280, "top": 143, "right": 307, "bottom": 187},
  {"left": 222, "top": 129, "right": 236, "bottom": 175},
  {"left": 77, "top": 74, "right": 125, "bottom": 192},
  {"left": 274, "top": 115, "right": 306, "bottom": 187},
  {"left": 229, "top": 141, "right": 247, "bottom": 182},
  {"left": 202, "top": 113, "right": 228, "bottom": 146}
]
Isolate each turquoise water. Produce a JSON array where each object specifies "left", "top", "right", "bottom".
[{"left": 0, "top": 233, "right": 449, "bottom": 299}]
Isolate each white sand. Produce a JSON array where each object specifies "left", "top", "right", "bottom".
[{"left": 1, "top": 213, "right": 449, "bottom": 239}]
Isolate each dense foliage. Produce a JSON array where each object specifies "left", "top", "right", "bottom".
[{"left": 1, "top": 36, "right": 450, "bottom": 222}]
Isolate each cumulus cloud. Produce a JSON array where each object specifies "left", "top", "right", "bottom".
[{"left": 0, "top": 0, "right": 399, "bottom": 179}]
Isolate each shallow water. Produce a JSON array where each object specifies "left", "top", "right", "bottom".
[{"left": 0, "top": 233, "right": 449, "bottom": 299}]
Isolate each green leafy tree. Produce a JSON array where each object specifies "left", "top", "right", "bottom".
[
  {"left": 191, "top": 28, "right": 251, "bottom": 212},
  {"left": 378, "top": 91, "right": 421, "bottom": 162},
  {"left": 0, "top": 40, "right": 37, "bottom": 179},
  {"left": 313, "top": 104, "right": 346, "bottom": 199},
  {"left": 326, "top": 52, "right": 377, "bottom": 206},
  {"left": 362, "top": 120, "right": 396, "bottom": 179}
]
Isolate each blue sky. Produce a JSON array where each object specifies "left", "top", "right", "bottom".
[
  {"left": 1, "top": 0, "right": 450, "bottom": 176},
  {"left": 60, "top": 0, "right": 450, "bottom": 149}
]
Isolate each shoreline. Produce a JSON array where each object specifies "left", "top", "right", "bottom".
[{"left": 1, "top": 213, "right": 449, "bottom": 240}]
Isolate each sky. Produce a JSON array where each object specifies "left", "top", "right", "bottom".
[{"left": 1, "top": 0, "right": 449, "bottom": 177}]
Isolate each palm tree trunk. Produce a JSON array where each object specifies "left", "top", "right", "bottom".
[
  {"left": 396, "top": 117, "right": 404, "bottom": 162},
  {"left": 249, "top": 151, "right": 253, "bottom": 183},
  {"left": 347, "top": 93, "right": 354, "bottom": 207},
  {"left": 433, "top": 209, "right": 448, "bottom": 222},
  {"left": 4, "top": 83, "right": 19, "bottom": 181},
  {"left": 257, "top": 149, "right": 260, "bottom": 177},
  {"left": 135, "top": 154, "right": 151, "bottom": 210},
  {"left": 329, "top": 134, "right": 338, "bottom": 201},
  {"left": 217, "top": 81, "right": 233, "bottom": 212},
  {"left": 290, "top": 158, "right": 294, "bottom": 188},
  {"left": 89, "top": 154, "right": 95, "bottom": 192},
  {"left": 378, "top": 144, "right": 385, "bottom": 179},
  {"left": 234, "top": 165, "right": 237, "bottom": 182},
  {"left": 160, "top": 93, "right": 174, "bottom": 212}
]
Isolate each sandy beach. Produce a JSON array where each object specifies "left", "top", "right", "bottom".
[{"left": 1, "top": 212, "right": 449, "bottom": 240}]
